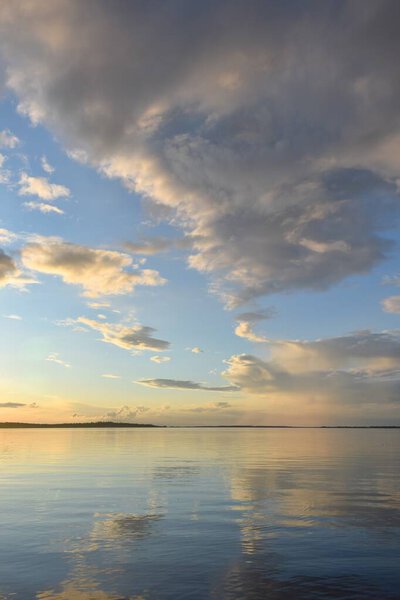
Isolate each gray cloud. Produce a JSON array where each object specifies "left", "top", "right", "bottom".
[
  {"left": 0, "top": 248, "right": 35, "bottom": 289},
  {"left": 0, "top": 402, "right": 38, "bottom": 408},
  {"left": 136, "top": 378, "right": 239, "bottom": 392},
  {"left": 235, "top": 308, "right": 276, "bottom": 323},
  {"left": 104, "top": 405, "right": 150, "bottom": 421},
  {"left": 1, "top": 1, "right": 400, "bottom": 305},
  {"left": 125, "top": 236, "right": 192, "bottom": 256}
]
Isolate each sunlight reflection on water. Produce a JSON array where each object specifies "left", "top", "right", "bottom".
[{"left": 0, "top": 428, "right": 399, "bottom": 599}]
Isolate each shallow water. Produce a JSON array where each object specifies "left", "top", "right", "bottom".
[{"left": 0, "top": 428, "right": 399, "bottom": 599}]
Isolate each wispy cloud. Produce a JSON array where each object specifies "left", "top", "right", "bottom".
[
  {"left": 41, "top": 155, "right": 54, "bottom": 174},
  {"left": 136, "top": 378, "right": 238, "bottom": 392},
  {"left": 0, "top": 228, "right": 17, "bottom": 245},
  {"left": 24, "top": 201, "right": 64, "bottom": 215},
  {"left": 46, "top": 353, "right": 71, "bottom": 368},
  {"left": 150, "top": 355, "right": 171, "bottom": 363},
  {"left": 77, "top": 317, "right": 170, "bottom": 352},
  {"left": 0, "top": 129, "right": 19, "bottom": 149},
  {"left": 3, "top": 314, "right": 22, "bottom": 320}
]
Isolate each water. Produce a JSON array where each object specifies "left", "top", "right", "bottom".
[{"left": 0, "top": 428, "right": 399, "bottom": 599}]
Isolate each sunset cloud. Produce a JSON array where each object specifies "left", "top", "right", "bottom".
[
  {"left": 21, "top": 238, "right": 165, "bottom": 297},
  {"left": 77, "top": 317, "right": 170, "bottom": 352}
]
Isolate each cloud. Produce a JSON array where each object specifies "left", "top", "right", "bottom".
[
  {"left": 150, "top": 355, "right": 171, "bottom": 363},
  {"left": 77, "top": 316, "right": 170, "bottom": 352},
  {"left": 234, "top": 321, "right": 267, "bottom": 343},
  {"left": 1, "top": 2, "right": 400, "bottom": 305},
  {"left": 21, "top": 237, "right": 165, "bottom": 297},
  {"left": 101, "top": 373, "right": 121, "bottom": 379},
  {"left": 0, "top": 402, "right": 26, "bottom": 408},
  {"left": 87, "top": 301, "right": 111, "bottom": 309},
  {"left": 103, "top": 404, "right": 150, "bottom": 421},
  {"left": 18, "top": 173, "right": 70, "bottom": 200},
  {"left": 24, "top": 201, "right": 64, "bottom": 215},
  {"left": 0, "top": 129, "right": 19, "bottom": 149},
  {"left": 0, "top": 248, "right": 35, "bottom": 290},
  {"left": 0, "top": 228, "right": 17, "bottom": 244},
  {"left": 46, "top": 353, "right": 70, "bottom": 368},
  {"left": 191, "top": 347, "right": 203, "bottom": 354},
  {"left": 221, "top": 330, "right": 400, "bottom": 405},
  {"left": 186, "top": 401, "right": 232, "bottom": 413},
  {"left": 136, "top": 378, "right": 239, "bottom": 392},
  {"left": 382, "top": 296, "right": 400, "bottom": 314},
  {"left": 3, "top": 314, "right": 22, "bottom": 320},
  {"left": 125, "top": 236, "right": 191, "bottom": 255},
  {"left": 234, "top": 308, "right": 275, "bottom": 342},
  {"left": 41, "top": 155, "right": 54, "bottom": 174}
]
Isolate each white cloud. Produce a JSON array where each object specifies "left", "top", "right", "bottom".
[
  {"left": 0, "top": 228, "right": 17, "bottom": 245},
  {"left": 41, "top": 155, "right": 54, "bottom": 174},
  {"left": 21, "top": 237, "right": 165, "bottom": 297},
  {"left": 191, "top": 347, "right": 203, "bottom": 354},
  {"left": 234, "top": 322, "right": 267, "bottom": 343},
  {"left": 101, "top": 373, "right": 121, "bottom": 379},
  {"left": 150, "top": 355, "right": 171, "bottom": 363},
  {"left": 87, "top": 301, "right": 111, "bottom": 309},
  {"left": 3, "top": 314, "right": 22, "bottom": 320},
  {"left": 382, "top": 296, "right": 400, "bottom": 314},
  {"left": 1, "top": 3, "right": 400, "bottom": 305},
  {"left": 0, "top": 129, "right": 19, "bottom": 149},
  {"left": 18, "top": 173, "right": 70, "bottom": 200},
  {"left": 24, "top": 201, "right": 64, "bottom": 215},
  {"left": 77, "top": 316, "right": 170, "bottom": 352},
  {"left": 46, "top": 352, "right": 71, "bottom": 368}
]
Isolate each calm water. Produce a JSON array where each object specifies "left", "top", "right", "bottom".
[{"left": 0, "top": 428, "right": 399, "bottom": 599}]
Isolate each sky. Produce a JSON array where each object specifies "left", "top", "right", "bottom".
[{"left": 0, "top": 0, "right": 399, "bottom": 426}]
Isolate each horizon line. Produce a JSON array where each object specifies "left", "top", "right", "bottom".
[{"left": 0, "top": 421, "right": 399, "bottom": 429}]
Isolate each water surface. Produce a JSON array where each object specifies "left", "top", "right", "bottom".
[{"left": 0, "top": 428, "right": 399, "bottom": 599}]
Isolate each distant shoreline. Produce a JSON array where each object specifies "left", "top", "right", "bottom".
[{"left": 0, "top": 422, "right": 399, "bottom": 429}]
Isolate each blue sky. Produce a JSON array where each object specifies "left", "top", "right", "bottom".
[{"left": 0, "top": 1, "right": 399, "bottom": 425}]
